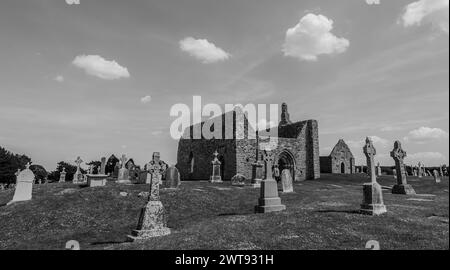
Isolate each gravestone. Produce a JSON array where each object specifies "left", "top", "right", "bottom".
[
  {"left": 73, "top": 157, "right": 85, "bottom": 184},
  {"left": 210, "top": 151, "right": 223, "bottom": 183},
  {"left": 280, "top": 169, "right": 294, "bottom": 193},
  {"left": 433, "top": 170, "right": 441, "bottom": 183},
  {"left": 148, "top": 152, "right": 168, "bottom": 187},
  {"left": 376, "top": 163, "right": 382, "bottom": 176},
  {"left": 100, "top": 157, "right": 106, "bottom": 175},
  {"left": 127, "top": 172, "right": 171, "bottom": 241},
  {"left": 59, "top": 168, "right": 67, "bottom": 183},
  {"left": 251, "top": 160, "right": 264, "bottom": 188},
  {"left": 113, "top": 162, "right": 120, "bottom": 178},
  {"left": 360, "top": 137, "right": 387, "bottom": 215},
  {"left": 231, "top": 174, "right": 246, "bottom": 187},
  {"left": 255, "top": 150, "right": 286, "bottom": 213},
  {"left": 117, "top": 154, "right": 131, "bottom": 184},
  {"left": 418, "top": 162, "right": 423, "bottom": 178},
  {"left": 164, "top": 166, "right": 181, "bottom": 189},
  {"left": 440, "top": 166, "right": 444, "bottom": 178},
  {"left": 87, "top": 175, "right": 108, "bottom": 187},
  {"left": 391, "top": 141, "right": 415, "bottom": 195},
  {"left": 8, "top": 163, "right": 35, "bottom": 205}
]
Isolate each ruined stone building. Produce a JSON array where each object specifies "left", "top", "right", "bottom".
[
  {"left": 320, "top": 139, "right": 355, "bottom": 174},
  {"left": 176, "top": 103, "right": 320, "bottom": 181}
]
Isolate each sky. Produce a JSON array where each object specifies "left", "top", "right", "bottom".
[{"left": 0, "top": 0, "right": 448, "bottom": 170}]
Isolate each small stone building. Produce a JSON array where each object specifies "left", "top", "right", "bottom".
[
  {"left": 176, "top": 103, "right": 320, "bottom": 181},
  {"left": 320, "top": 139, "right": 355, "bottom": 174}
]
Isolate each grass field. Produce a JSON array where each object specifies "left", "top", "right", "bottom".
[{"left": 0, "top": 174, "right": 448, "bottom": 250}]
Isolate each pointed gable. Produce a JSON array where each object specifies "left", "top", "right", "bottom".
[{"left": 330, "top": 139, "right": 354, "bottom": 158}]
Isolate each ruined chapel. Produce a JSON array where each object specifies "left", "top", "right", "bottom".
[{"left": 176, "top": 103, "right": 320, "bottom": 181}]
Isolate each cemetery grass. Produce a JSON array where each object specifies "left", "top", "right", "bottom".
[{"left": 0, "top": 174, "right": 448, "bottom": 250}]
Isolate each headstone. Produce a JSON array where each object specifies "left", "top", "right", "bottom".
[
  {"left": 391, "top": 141, "right": 415, "bottom": 195},
  {"left": 87, "top": 175, "right": 108, "bottom": 187},
  {"left": 251, "top": 160, "right": 264, "bottom": 188},
  {"left": 73, "top": 157, "right": 85, "bottom": 184},
  {"left": 8, "top": 163, "right": 35, "bottom": 205},
  {"left": 440, "top": 166, "right": 444, "bottom": 178},
  {"left": 59, "top": 167, "right": 67, "bottom": 183},
  {"left": 376, "top": 163, "right": 382, "bottom": 176},
  {"left": 280, "top": 169, "right": 294, "bottom": 193},
  {"left": 255, "top": 150, "right": 286, "bottom": 213},
  {"left": 148, "top": 152, "right": 168, "bottom": 187},
  {"left": 210, "top": 151, "right": 223, "bottom": 183},
  {"left": 113, "top": 162, "right": 120, "bottom": 178},
  {"left": 360, "top": 137, "right": 387, "bottom": 216},
  {"left": 433, "top": 170, "right": 441, "bottom": 183},
  {"left": 127, "top": 171, "right": 171, "bottom": 241},
  {"left": 418, "top": 162, "right": 423, "bottom": 178},
  {"left": 100, "top": 157, "right": 106, "bottom": 175},
  {"left": 231, "top": 174, "right": 246, "bottom": 187},
  {"left": 117, "top": 154, "right": 131, "bottom": 184},
  {"left": 164, "top": 166, "right": 181, "bottom": 189}
]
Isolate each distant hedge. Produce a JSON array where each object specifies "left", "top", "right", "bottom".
[{"left": 0, "top": 146, "right": 32, "bottom": 184}]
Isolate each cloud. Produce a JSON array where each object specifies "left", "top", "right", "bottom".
[
  {"left": 65, "top": 0, "right": 80, "bottom": 5},
  {"left": 404, "top": 126, "right": 449, "bottom": 143},
  {"left": 400, "top": 0, "right": 449, "bottom": 34},
  {"left": 406, "top": 152, "right": 448, "bottom": 165},
  {"left": 179, "top": 37, "right": 231, "bottom": 64},
  {"left": 72, "top": 55, "right": 130, "bottom": 80},
  {"left": 140, "top": 95, "right": 152, "bottom": 104},
  {"left": 282, "top": 13, "right": 350, "bottom": 61},
  {"left": 54, "top": 75, "right": 64, "bottom": 83},
  {"left": 366, "top": 0, "right": 380, "bottom": 5}
]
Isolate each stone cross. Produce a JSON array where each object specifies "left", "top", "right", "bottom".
[
  {"left": 263, "top": 150, "right": 275, "bottom": 181},
  {"left": 363, "top": 137, "right": 377, "bottom": 183},
  {"left": 210, "top": 150, "right": 222, "bottom": 182},
  {"left": 75, "top": 157, "right": 83, "bottom": 172},
  {"left": 120, "top": 154, "right": 127, "bottom": 169},
  {"left": 391, "top": 141, "right": 407, "bottom": 186}
]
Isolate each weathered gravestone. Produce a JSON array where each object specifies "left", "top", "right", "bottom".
[
  {"left": 117, "top": 154, "right": 131, "bottom": 184},
  {"left": 59, "top": 168, "right": 67, "bottom": 183},
  {"left": 100, "top": 157, "right": 106, "bottom": 175},
  {"left": 113, "top": 162, "right": 120, "bottom": 178},
  {"left": 434, "top": 170, "right": 441, "bottom": 183},
  {"left": 210, "top": 151, "right": 223, "bottom": 183},
  {"left": 148, "top": 152, "right": 168, "bottom": 186},
  {"left": 360, "top": 137, "right": 387, "bottom": 215},
  {"left": 251, "top": 158, "right": 264, "bottom": 188},
  {"left": 255, "top": 150, "right": 286, "bottom": 213},
  {"left": 418, "top": 162, "right": 423, "bottom": 178},
  {"left": 73, "top": 157, "right": 85, "bottom": 184},
  {"left": 8, "top": 163, "right": 35, "bottom": 205},
  {"left": 127, "top": 172, "right": 171, "bottom": 241},
  {"left": 391, "top": 141, "right": 415, "bottom": 195},
  {"left": 280, "top": 169, "right": 294, "bottom": 193},
  {"left": 164, "top": 166, "right": 181, "bottom": 189},
  {"left": 231, "top": 174, "right": 246, "bottom": 187}
]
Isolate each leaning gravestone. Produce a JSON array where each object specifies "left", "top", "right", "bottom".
[
  {"left": 391, "top": 141, "right": 415, "bottom": 195},
  {"left": 231, "top": 174, "right": 246, "bottom": 187},
  {"left": 255, "top": 150, "right": 286, "bottom": 213},
  {"left": 127, "top": 171, "right": 171, "bottom": 241},
  {"left": 8, "top": 163, "right": 35, "bottom": 205},
  {"left": 360, "top": 137, "right": 387, "bottom": 215},
  {"left": 164, "top": 166, "right": 181, "bottom": 189},
  {"left": 281, "top": 169, "right": 294, "bottom": 193}
]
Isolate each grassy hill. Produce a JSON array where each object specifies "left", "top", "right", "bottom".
[{"left": 0, "top": 174, "right": 448, "bottom": 250}]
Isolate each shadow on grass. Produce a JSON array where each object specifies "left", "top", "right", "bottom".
[{"left": 316, "top": 209, "right": 361, "bottom": 215}]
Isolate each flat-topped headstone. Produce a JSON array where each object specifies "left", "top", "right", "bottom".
[
  {"left": 255, "top": 150, "right": 286, "bottom": 213},
  {"left": 281, "top": 169, "right": 294, "bottom": 193},
  {"left": 360, "top": 137, "right": 387, "bottom": 216},
  {"left": 391, "top": 141, "right": 415, "bottom": 195},
  {"left": 128, "top": 170, "right": 171, "bottom": 241},
  {"left": 210, "top": 151, "right": 223, "bottom": 183},
  {"left": 231, "top": 174, "right": 246, "bottom": 187},
  {"left": 8, "top": 163, "right": 35, "bottom": 205},
  {"left": 164, "top": 166, "right": 181, "bottom": 189}
]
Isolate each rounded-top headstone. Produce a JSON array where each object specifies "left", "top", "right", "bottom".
[{"left": 164, "top": 166, "right": 181, "bottom": 189}]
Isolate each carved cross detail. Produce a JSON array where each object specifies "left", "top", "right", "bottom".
[{"left": 363, "top": 137, "right": 377, "bottom": 183}]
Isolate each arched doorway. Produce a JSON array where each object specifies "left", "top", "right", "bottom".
[
  {"left": 277, "top": 150, "right": 295, "bottom": 182},
  {"left": 341, "top": 162, "right": 345, "bottom": 174}
]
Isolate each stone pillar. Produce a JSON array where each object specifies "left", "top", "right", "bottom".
[
  {"left": 391, "top": 141, "right": 415, "bottom": 195},
  {"left": 360, "top": 137, "right": 387, "bottom": 216},
  {"left": 255, "top": 150, "right": 286, "bottom": 213},
  {"left": 210, "top": 151, "right": 223, "bottom": 183},
  {"left": 127, "top": 173, "right": 171, "bottom": 241}
]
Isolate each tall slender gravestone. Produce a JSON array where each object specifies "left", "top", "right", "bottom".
[
  {"left": 360, "top": 137, "right": 387, "bottom": 215},
  {"left": 251, "top": 133, "right": 264, "bottom": 188},
  {"left": 418, "top": 162, "right": 423, "bottom": 178},
  {"left": 8, "top": 163, "right": 35, "bottom": 205},
  {"left": 59, "top": 168, "right": 67, "bottom": 183},
  {"left": 440, "top": 166, "right": 444, "bottom": 178},
  {"left": 127, "top": 170, "right": 171, "bottom": 241},
  {"left": 117, "top": 154, "right": 131, "bottom": 184},
  {"left": 281, "top": 169, "right": 294, "bottom": 193},
  {"left": 73, "top": 157, "right": 84, "bottom": 184},
  {"left": 391, "top": 141, "right": 416, "bottom": 195},
  {"left": 255, "top": 150, "right": 286, "bottom": 213},
  {"left": 100, "top": 157, "right": 106, "bottom": 175},
  {"left": 210, "top": 151, "right": 223, "bottom": 183}
]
